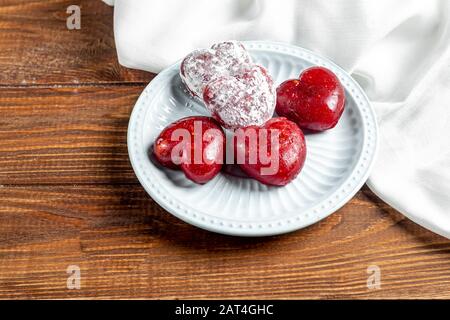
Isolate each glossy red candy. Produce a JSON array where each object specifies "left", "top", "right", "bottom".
[
  {"left": 153, "top": 116, "right": 225, "bottom": 184},
  {"left": 276, "top": 67, "right": 345, "bottom": 131},
  {"left": 234, "top": 117, "right": 306, "bottom": 186}
]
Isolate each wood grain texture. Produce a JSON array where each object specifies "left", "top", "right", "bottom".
[
  {"left": 0, "top": 86, "right": 142, "bottom": 185},
  {"left": 0, "top": 87, "right": 449, "bottom": 299},
  {"left": 0, "top": 184, "right": 449, "bottom": 299},
  {"left": 0, "top": 1, "right": 449, "bottom": 300},
  {"left": 0, "top": 0, "right": 152, "bottom": 85}
]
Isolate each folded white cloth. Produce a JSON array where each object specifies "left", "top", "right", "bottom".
[{"left": 105, "top": 0, "right": 450, "bottom": 237}]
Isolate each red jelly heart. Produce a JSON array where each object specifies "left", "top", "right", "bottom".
[
  {"left": 180, "top": 41, "right": 252, "bottom": 98},
  {"left": 153, "top": 116, "right": 225, "bottom": 184},
  {"left": 203, "top": 64, "right": 276, "bottom": 129},
  {"left": 234, "top": 117, "right": 306, "bottom": 186},
  {"left": 276, "top": 67, "right": 345, "bottom": 131}
]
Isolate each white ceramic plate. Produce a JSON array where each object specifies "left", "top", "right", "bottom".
[{"left": 128, "top": 41, "right": 378, "bottom": 236}]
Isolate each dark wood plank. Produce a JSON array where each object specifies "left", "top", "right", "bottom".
[
  {"left": 0, "top": 184, "right": 448, "bottom": 299},
  {"left": 0, "top": 0, "right": 153, "bottom": 85},
  {"left": 0, "top": 86, "right": 143, "bottom": 185}
]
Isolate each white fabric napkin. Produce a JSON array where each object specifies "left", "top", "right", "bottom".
[{"left": 104, "top": 0, "right": 450, "bottom": 237}]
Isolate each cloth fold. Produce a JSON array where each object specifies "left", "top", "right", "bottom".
[{"left": 104, "top": 0, "right": 450, "bottom": 237}]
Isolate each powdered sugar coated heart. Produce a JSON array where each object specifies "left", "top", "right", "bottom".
[
  {"left": 203, "top": 64, "right": 276, "bottom": 129},
  {"left": 180, "top": 41, "right": 252, "bottom": 98}
]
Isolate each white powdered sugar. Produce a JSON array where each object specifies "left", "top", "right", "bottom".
[
  {"left": 180, "top": 41, "right": 252, "bottom": 98},
  {"left": 180, "top": 41, "right": 276, "bottom": 129},
  {"left": 203, "top": 64, "right": 276, "bottom": 129}
]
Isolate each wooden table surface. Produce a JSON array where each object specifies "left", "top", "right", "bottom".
[{"left": 0, "top": 0, "right": 449, "bottom": 300}]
